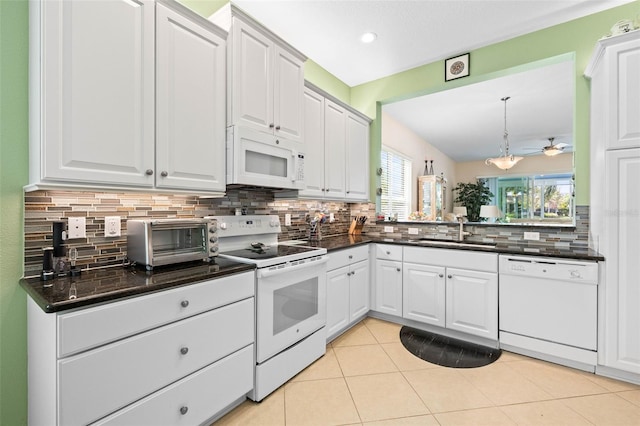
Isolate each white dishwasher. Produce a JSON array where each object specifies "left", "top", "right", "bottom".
[{"left": 499, "top": 255, "right": 599, "bottom": 370}]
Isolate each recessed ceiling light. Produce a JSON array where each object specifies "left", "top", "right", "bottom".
[{"left": 361, "top": 32, "right": 377, "bottom": 43}]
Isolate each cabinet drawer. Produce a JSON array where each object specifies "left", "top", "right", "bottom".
[
  {"left": 58, "top": 298, "right": 254, "bottom": 426},
  {"left": 403, "top": 247, "right": 497, "bottom": 273},
  {"left": 58, "top": 271, "right": 254, "bottom": 357},
  {"left": 375, "top": 244, "right": 402, "bottom": 261},
  {"left": 327, "top": 245, "right": 369, "bottom": 270},
  {"left": 93, "top": 345, "right": 254, "bottom": 426}
]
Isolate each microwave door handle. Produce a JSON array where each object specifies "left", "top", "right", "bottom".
[
  {"left": 291, "top": 151, "right": 298, "bottom": 183},
  {"left": 256, "top": 256, "right": 327, "bottom": 279}
]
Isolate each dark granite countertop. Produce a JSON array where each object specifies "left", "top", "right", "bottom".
[
  {"left": 299, "top": 234, "right": 604, "bottom": 262},
  {"left": 20, "top": 258, "right": 256, "bottom": 313}
]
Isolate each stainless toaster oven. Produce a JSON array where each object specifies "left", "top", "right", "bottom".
[{"left": 127, "top": 218, "right": 218, "bottom": 269}]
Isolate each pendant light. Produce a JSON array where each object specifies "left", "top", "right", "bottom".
[{"left": 485, "top": 96, "right": 523, "bottom": 170}]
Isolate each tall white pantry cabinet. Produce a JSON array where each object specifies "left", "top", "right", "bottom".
[
  {"left": 585, "top": 30, "right": 640, "bottom": 384},
  {"left": 28, "top": 0, "right": 227, "bottom": 194}
]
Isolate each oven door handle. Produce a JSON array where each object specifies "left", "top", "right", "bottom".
[{"left": 256, "top": 256, "right": 327, "bottom": 278}]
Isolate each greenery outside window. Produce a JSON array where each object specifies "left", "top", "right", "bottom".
[{"left": 380, "top": 147, "right": 412, "bottom": 220}]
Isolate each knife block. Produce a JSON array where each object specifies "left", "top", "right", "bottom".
[{"left": 348, "top": 219, "right": 364, "bottom": 235}]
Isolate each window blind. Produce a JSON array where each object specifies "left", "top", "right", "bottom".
[{"left": 380, "top": 147, "right": 412, "bottom": 220}]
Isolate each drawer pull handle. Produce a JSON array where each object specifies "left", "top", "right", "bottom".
[
  {"left": 181, "top": 300, "right": 189, "bottom": 308},
  {"left": 180, "top": 406, "right": 189, "bottom": 415},
  {"left": 180, "top": 347, "right": 189, "bottom": 355}
]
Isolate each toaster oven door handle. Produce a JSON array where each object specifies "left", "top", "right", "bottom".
[{"left": 150, "top": 220, "right": 207, "bottom": 229}]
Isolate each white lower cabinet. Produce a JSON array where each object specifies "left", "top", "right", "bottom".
[
  {"left": 326, "top": 246, "right": 370, "bottom": 340},
  {"left": 402, "top": 247, "right": 498, "bottom": 341},
  {"left": 372, "top": 244, "right": 403, "bottom": 316},
  {"left": 28, "top": 271, "right": 255, "bottom": 426}
]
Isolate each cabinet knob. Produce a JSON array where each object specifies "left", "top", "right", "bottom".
[
  {"left": 161, "top": 171, "right": 168, "bottom": 177},
  {"left": 326, "top": 188, "right": 329, "bottom": 192},
  {"left": 348, "top": 255, "right": 353, "bottom": 259},
  {"left": 180, "top": 406, "right": 189, "bottom": 415},
  {"left": 145, "top": 169, "right": 153, "bottom": 175},
  {"left": 269, "top": 123, "right": 275, "bottom": 128},
  {"left": 275, "top": 125, "right": 281, "bottom": 130},
  {"left": 181, "top": 300, "right": 189, "bottom": 308},
  {"left": 397, "top": 268, "right": 401, "bottom": 272},
  {"left": 439, "top": 274, "right": 444, "bottom": 278},
  {"left": 180, "top": 347, "right": 189, "bottom": 355},
  {"left": 275, "top": 139, "right": 280, "bottom": 144},
  {"left": 386, "top": 251, "right": 391, "bottom": 255},
  {"left": 448, "top": 275, "right": 453, "bottom": 279}
]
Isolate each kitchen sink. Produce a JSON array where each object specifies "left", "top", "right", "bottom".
[{"left": 407, "top": 239, "right": 496, "bottom": 249}]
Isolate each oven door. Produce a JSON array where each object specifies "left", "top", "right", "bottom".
[
  {"left": 255, "top": 257, "right": 327, "bottom": 363},
  {"left": 227, "top": 126, "right": 304, "bottom": 190}
]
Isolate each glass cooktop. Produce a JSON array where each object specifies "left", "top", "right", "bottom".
[{"left": 221, "top": 244, "right": 319, "bottom": 260}]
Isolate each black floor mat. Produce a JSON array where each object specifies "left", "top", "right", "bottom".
[{"left": 400, "top": 326, "right": 501, "bottom": 368}]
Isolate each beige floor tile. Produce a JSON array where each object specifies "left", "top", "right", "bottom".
[
  {"left": 334, "top": 344, "right": 398, "bottom": 376},
  {"left": 562, "top": 393, "right": 640, "bottom": 425},
  {"left": 403, "top": 368, "right": 494, "bottom": 413},
  {"left": 499, "top": 400, "right": 592, "bottom": 425},
  {"left": 214, "top": 386, "right": 285, "bottom": 426},
  {"left": 435, "top": 407, "right": 516, "bottom": 426},
  {"left": 346, "top": 372, "right": 429, "bottom": 422},
  {"left": 579, "top": 371, "right": 640, "bottom": 392},
  {"left": 618, "top": 390, "right": 640, "bottom": 407},
  {"left": 507, "top": 359, "right": 609, "bottom": 398},
  {"left": 363, "top": 414, "right": 439, "bottom": 425},
  {"left": 291, "top": 346, "right": 344, "bottom": 382},
  {"left": 332, "top": 322, "right": 379, "bottom": 347},
  {"left": 284, "top": 378, "right": 361, "bottom": 426},
  {"left": 497, "top": 350, "right": 534, "bottom": 363},
  {"left": 380, "top": 342, "right": 443, "bottom": 371},
  {"left": 459, "top": 362, "right": 553, "bottom": 406},
  {"left": 363, "top": 318, "right": 402, "bottom": 344}
]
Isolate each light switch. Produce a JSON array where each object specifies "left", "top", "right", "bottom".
[{"left": 284, "top": 213, "right": 292, "bottom": 226}]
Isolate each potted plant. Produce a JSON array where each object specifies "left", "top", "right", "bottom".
[{"left": 453, "top": 179, "right": 494, "bottom": 222}]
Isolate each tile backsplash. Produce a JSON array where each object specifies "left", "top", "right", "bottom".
[{"left": 23, "top": 188, "right": 590, "bottom": 276}]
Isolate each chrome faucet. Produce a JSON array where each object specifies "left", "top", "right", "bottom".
[{"left": 458, "top": 216, "right": 471, "bottom": 241}]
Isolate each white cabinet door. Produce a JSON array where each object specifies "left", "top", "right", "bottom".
[
  {"left": 230, "top": 18, "right": 273, "bottom": 133},
  {"left": 155, "top": 4, "right": 226, "bottom": 192},
  {"left": 324, "top": 100, "right": 346, "bottom": 198},
  {"left": 273, "top": 45, "right": 304, "bottom": 143},
  {"left": 326, "top": 266, "right": 350, "bottom": 338},
  {"left": 39, "top": 0, "right": 155, "bottom": 187},
  {"left": 345, "top": 113, "right": 370, "bottom": 201},
  {"left": 446, "top": 268, "right": 498, "bottom": 340},
  {"left": 602, "top": 148, "right": 640, "bottom": 373},
  {"left": 349, "top": 260, "right": 370, "bottom": 321},
  {"left": 300, "top": 87, "right": 325, "bottom": 198},
  {"left": 403, "top": 263, "right": 446, "bottom": 327},
  {"left": 374, "top": 260, "right": 403, "bottom": 316},
  {"left": 605, "top": 38, "right": 640, "bottom": 150}
]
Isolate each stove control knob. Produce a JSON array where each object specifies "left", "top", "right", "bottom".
[{"left": 219, "top": 222, "right": 227, "bottom": 230}]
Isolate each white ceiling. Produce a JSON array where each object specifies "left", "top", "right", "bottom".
[
  {"left": 383, "top": 59, "right": 575, "bottom": 162},
  {"left": 233, "top": 0, "right": 634, "bottom": 87}
]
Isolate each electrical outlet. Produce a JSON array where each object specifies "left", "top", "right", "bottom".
[
  {"left": 67, "top": 217, "right": 86, "bottom": 239},
  {"left": 284, "top": 213, "right": 292, "bottom": 226},
  {"left": 105, "top": 216, "right": 121, "bottom": 237},
  {"left": 524, "top": 231, "right": 540, "bottom": 241},
  {"left": 408, "top": 228, "right": 419, "bottom": 235},
  {"left": 384, "top": 226, "right": 394, "bottom": 233}
]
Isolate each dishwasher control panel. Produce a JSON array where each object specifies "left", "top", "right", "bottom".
[{"left": 499, "top": 255, "right": 598, "bottom": 284}]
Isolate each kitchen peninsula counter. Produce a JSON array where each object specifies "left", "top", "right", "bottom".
[
  {"left": 20, "top": 258, "right": 255, "bottom": 313},
  {"left": 300, "top": 234, "right": 604, "bottom": 262}
]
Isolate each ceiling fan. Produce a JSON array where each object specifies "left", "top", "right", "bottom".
[{"left": 541, "top": 137, "right": 570, "bottom": 156}]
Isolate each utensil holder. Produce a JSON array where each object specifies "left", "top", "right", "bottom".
[
  {"left": 349, "top": 219, "right": 364, "bottom": 235},
  {"left": 309, "top": 222, "right": 322, "bottom": 241}
]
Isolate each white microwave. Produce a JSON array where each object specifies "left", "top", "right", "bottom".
[{"left": 226, "top": 126, "right": 305, "bottom": 190}]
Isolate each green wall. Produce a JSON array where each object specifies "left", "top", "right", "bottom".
[
  {"left": 0, "top": 1, "right": 638, "bottom": 424},
  {"left": 351, "top": 1, "right": 640, "bottom": 205},
  {"left": 0, "top": 0, "right": 29, "bottom": 425}
]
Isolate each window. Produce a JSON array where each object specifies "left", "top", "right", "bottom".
[
  {"left": 485, "top": 173, "right": 575, "bottom": 224},
  {"left": 380, "top": 147, "right": 412, "bottom": 220}
]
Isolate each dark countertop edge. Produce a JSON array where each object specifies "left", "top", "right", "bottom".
[
  {"left": 20, "top": 262, "right": 256, "bottom": 314},
  {"left": 308, "top": 234, "right": 604, "bottom": 262}
]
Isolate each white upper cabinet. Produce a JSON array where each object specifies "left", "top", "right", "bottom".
[
  {"left": 212, "top": 4, "right": 306, "bottom": 143},
  {"left": 299, "top": 83, "right": 371, "bottom": 201},
  {"left": 30, "top": 0, "right": 156, "bottom": 188},
  {"left": 155, "top": 2, "right": 226, "bottom": 192},
  {"left": 29, "top": 0, "right": 227, "bottom": 194}
]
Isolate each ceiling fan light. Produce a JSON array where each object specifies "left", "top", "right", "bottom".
[
  {"left": 360, "top": 32, "right": 377, "bottom": 43},
  {"left": 544, "top": 147, "right": 562, "bottom": 156}
]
